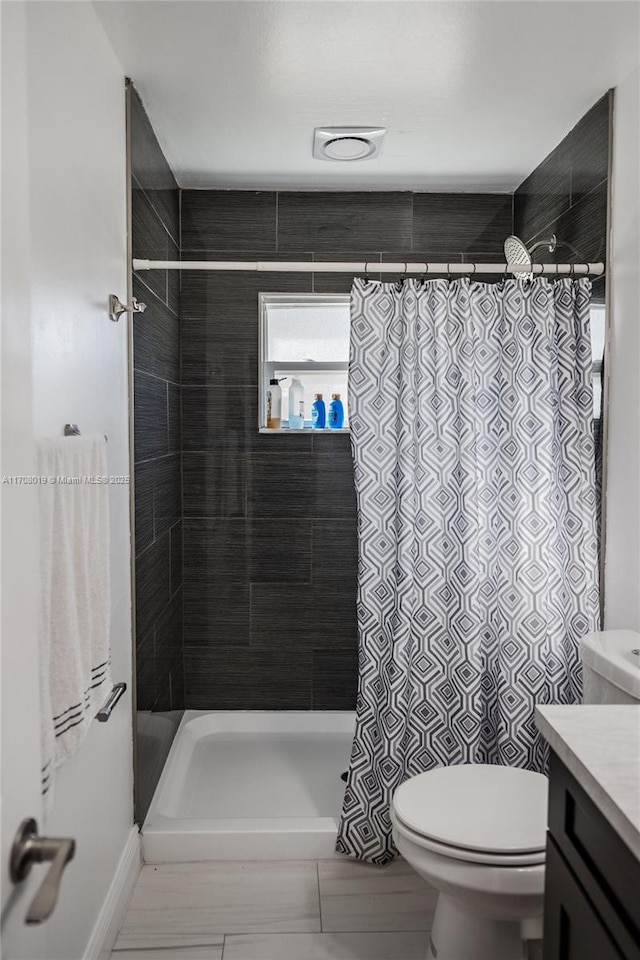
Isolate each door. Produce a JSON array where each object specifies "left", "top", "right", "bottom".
[{"left": 1, "top": 5, "right": 47, "bottom": 956}]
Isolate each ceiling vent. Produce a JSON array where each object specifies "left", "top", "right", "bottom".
[{"left": 313, "top": 127, "right": 386, "bottom": 162}]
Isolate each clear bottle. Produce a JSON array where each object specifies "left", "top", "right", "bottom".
[
  {"left": 328, "top": 393, "right": 345, "bottom": 429},
  {"left": 266, "top": 378, "right": 282, "bottom": 429},
  {"left": 289, "top": 378, "right": 305, "bottom": 429},
  {"left": 311, "top": 393, "right": 326, "bottom": 430}
]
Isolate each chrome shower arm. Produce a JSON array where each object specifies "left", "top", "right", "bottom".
[{"left": 528, "top": 234, "right": 557, "bottom": 256}]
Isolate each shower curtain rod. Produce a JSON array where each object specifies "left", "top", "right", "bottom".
[{"left": 132, "top": 258, "right": 605, "bottom": 276}]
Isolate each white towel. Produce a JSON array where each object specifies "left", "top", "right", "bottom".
[{"left": 37, "top": 436, "right": 111, "bottom": 806}]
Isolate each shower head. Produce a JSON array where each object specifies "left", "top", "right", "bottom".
[
  {"left": 504, "top": 235, "right": 532, "bottom": 272},
  {"left": 504, "top": 234, "right": 557, "bottom": 278}
]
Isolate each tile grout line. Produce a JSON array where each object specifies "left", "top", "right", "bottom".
[
  {"left": 135, "top": 516, "right": 180, "bottom": 563},
  {"left": 132, "top": 256, "right": 180, "bottom": 320},
  {"left": 131, "top": 172, "right": 180, "bottom": 247},
  {"left": 520, "top": 176, "right": 608, "bottom": 248},
  {"left": 112, "top": 939, "right": 225, "bottom": 954},
  {"left": 316, "top": 860, "right": 324, "bottom": 933},
  {"left": 113, "top": 926, "right": 433, "bottom": 955},
  {"left": 134, "top": 368, "right": 182, "bottom": 389},
  {"left": 409, "top": 192, "right": 415, "bottom": 252},
  {"left": 165, "top": 230, "right": 170, "bottom": 308},
  {"left": 132, "top": 272, "right": 179, "bottom": 321},
  {"left": 166, "top": 381, "right": 170, "bottom": 458}
]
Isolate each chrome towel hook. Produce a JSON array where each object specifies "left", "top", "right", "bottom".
[{"left": 108, "top": 294, "right": 146, "bottom": 323}]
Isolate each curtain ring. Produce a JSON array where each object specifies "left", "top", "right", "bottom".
[
  {"left": 363, "top": 261, "right": 370, "bottom": 281},
  {"left": 421, "top": 262, "right": 430, "bottom": 282}
]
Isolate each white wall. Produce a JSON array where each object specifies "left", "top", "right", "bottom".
[
  {"left": 14, "top": 3, "right": 135, "bottom": 957},
  {"left": 604, "top": 66, "right": 640, "bottom": 631},
  {"left": 0, "top": 5, "right": 47, "bottom": 958}
]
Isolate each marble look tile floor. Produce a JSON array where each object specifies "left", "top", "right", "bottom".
[{"left": 112, "top": 859, "right": 435, "bottom": 960}]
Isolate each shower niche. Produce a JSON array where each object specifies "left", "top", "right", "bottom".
[{"left": 259, "top": 293, "right": 351, "bottom": 432}]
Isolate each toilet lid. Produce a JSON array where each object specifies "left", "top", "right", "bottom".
[{"left": 393, "top": 764, "right": 548, "bottom": 855}]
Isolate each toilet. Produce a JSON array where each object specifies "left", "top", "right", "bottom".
[
  {"left": 391, "top": 630, "right": 640, "bottom": 960},
  {"left": 392, "top": 764, "right": 547, "bottom": 960}
]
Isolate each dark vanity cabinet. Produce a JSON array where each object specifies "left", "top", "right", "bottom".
[{"left": 543, "top": 752, "right": 640, "bottom": 960}]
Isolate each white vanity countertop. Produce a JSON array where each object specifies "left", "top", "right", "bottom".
[{"left": 536, "top": 705, "right": 640, "bottom": 857}]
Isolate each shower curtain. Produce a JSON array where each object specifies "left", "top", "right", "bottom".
[{"left": 337, "top": 276, "right": 599, "bottom": 864}]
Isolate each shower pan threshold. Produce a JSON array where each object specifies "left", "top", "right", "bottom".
[{"left": 142, "top": 710, "right": 356, "bottom": 862}]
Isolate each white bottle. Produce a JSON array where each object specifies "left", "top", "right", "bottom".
[
  {"left": 266, "top": 378, "right": 282, "bottom": 429},
  {"left": 289, "top": 378, "right": 305, "bottom": 429}
]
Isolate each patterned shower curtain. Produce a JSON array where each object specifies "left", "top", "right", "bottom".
[{"left": 337, "top": 276, "right": 599, "bottom": 864}]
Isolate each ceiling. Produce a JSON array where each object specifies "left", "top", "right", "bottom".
[{"left": 94, "top": 1, "right": 640, "bottom": 191}]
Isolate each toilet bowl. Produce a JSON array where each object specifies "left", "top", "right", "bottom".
[{"left": 391, "top": 763, "right": 548, "bottom": 960}]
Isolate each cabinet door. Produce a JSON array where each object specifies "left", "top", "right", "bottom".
[
  {"left": 548, "top": 752, "right": 640, "bottom": 955},
  {"left": 544, "top": 839, "right": 625, "bottom": 960}
]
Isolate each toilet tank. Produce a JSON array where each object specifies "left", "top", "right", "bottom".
[{"left": 580, "top": 631, "right": 640, "bottom": 704}]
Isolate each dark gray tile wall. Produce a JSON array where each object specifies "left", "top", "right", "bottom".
[
  {"left": 180, "top": 189, "right": 513, "bottom": 709},
  {"left": 130, "top": 85, "right": 183, "bottom": 822},
  {"left": 514, "top": 92, "right": 611, "bottom": 565},
  {"left": 514, "top": 95, "right": 610, "bottom": 308},
  {"left": 277, "top": 192, "right": 413, "bottom": 250},
  {"left": 514, "top": 93, "right": 611, "bottom": 287}
]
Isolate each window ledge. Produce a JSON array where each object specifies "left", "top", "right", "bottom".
[{"left": 258, "top": 428, "right": 350, "bottom": 434}]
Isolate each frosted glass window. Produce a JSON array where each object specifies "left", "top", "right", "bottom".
[
  {"left": 267, "top": 303, "right": 350, "bottom": 363},
  {"left": 259, "top": 293, "right": 350, "bottom": 432}
]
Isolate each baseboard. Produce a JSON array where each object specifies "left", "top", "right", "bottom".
[{"left": 83, "top": 826, "right": 141, "bottom": 960}]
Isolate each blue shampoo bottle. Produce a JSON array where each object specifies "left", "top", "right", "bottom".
[
  {"left": 328, "top": 393, "right": 344, "bottom": 429},
  {"left": 311, "top": 394, "right": 326, "bottom": 429}
]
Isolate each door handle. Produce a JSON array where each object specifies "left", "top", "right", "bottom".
[{"left": 9, "top": 818, "right": 75, "bottom": 924}]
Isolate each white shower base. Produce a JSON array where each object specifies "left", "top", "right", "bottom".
[{"left": 142, "top": 710, "right": 355, "bottom": 862}]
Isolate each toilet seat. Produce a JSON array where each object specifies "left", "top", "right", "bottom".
[
  {"left": 391, "top": 808, "right": 546, "bottom": 866},
  {"left": 392, "top": 763, "right": 548, "bottom": 859}
]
